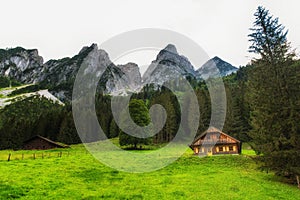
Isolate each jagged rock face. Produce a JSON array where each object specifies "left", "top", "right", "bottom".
[
  {"left": 41, "top": 44, "right": 141, "bottom": 99},
  {"left": 0, "top": 43, "right": 238, "bottom": 101},
  {"left": 42, "top": 44, "right": 106, "bottom": 85},
  {"left": 0, "top": 47, "right": 44, "bottom": 83},
  {"left": 142, "top": 44, "right": 197, "bottom": 86},
  {"left": 117, "top": 63, "right": 141, "bottom": 92},
  {"left": 196, "top": 56, "right": 238, "bottom": 79},
  {"left": 77, "top": 46, "right": 141, "bottom": 96},
  {"left": 0, "top": 44, "right": 143, "bottom": 100},
  {"left": 39, "top": 44, "right": 99, "bottom": 100}
]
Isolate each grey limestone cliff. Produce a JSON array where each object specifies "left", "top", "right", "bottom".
[
  {"left": 0, "top": 47, "right": 44, "bottom": 83},
  {"left": 142, "top": 44, "right": 197, "bottom": 86}
]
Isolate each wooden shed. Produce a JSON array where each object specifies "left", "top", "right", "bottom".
[
  {"left": 190, "top": 127, "right": 242, "bottom": 155},
  {"left": 23, "top": 135, "right": 68, "bottom": 150}
]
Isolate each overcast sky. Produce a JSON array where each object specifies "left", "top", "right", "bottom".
[{"left": 1, "top": 0, "right": 300, "bottom": 72}]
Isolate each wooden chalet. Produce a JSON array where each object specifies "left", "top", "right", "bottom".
[
  {"left": 23, "top": 135, "right": 68, "bottom": 150},
  {"left": 190, "top": 127, "right": 241, "bottom": 155}
]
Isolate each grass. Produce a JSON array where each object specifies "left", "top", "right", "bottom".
[
  {"left": 241, "top": 143, "right": 257, "bottom": 156},
  {"left": 0, "top": 142, "right": 299, "bottom": 199}
]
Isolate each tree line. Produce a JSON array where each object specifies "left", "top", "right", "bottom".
[{"left": 0, "top": 79, "right": 250, "bottom": 149}]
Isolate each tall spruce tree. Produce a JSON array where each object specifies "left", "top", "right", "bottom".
[{"left": 248, "top": 6, "right": 300, "bottom": 187}]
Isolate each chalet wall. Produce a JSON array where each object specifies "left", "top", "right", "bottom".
[
  {"left": 191, "top": 129, "right": 241, "bottom": 155},
  {"left": 213, "top": 144, "right": 239, "bottom": 154},
  {"left": 194, "top": 144, "right": 239, "bottom": 154}
]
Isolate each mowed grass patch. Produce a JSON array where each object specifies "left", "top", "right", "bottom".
[{"left": 0, "top": 143, "right": 299, "bottom": 199}]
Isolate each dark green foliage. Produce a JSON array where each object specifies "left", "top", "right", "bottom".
[
  {"left": 119, "top": 99, "right": 151, "bottom": 149},
  {"left": 0, "top": 47, "right": 27, "bottom": 60},
  {"left": 138, "top": 77, "right": 253, "bottom": 144},
  {"left": 195, "top": 87, "right": 211, "bottom": 134},
  {"left": 95, "top": 94, "right": 115, "bottom": 139},
  {"left": 0, "top": 76, "right": 21, "bottom": 88},
  {"left": 128, "top": 100, "right": 150, "bottom": 126},
  {"left": 222, "top": 72, "right": 251, "bottom": 141},
  {"left": 247, "top": 60, "right": 300, "bottom": 180},
  {"left": 194, "top": 78, "right": 251, "bottom": 141},
  {"left": 248, "top": 6, "right": 294, "bottom": 64},
  {"left": 133, "top": 84, "right": 157, "bottom": 100},
  {"left": 8, "top": 84, "right": 43, "bottom": 96},
  {"left": 0, "top": 76, "right": 10, "bottom": 88},
  {"left": 0, "top": 96, "right": 65, "bottom": 149},
  {"left": 150, "top": 88, "right": 180, "bottom": 143},
  {"left": 109, "top": 119, "right": 120, "bottom": 138},
  {"left": 247, "top": 6, "right": 300, "bottom": 184},
  {"left": 57, "top": 105, "right": 81, "bottom": 144},
  {"left": 0, "top": 97, "right": 84, "bottom": 149},
  {"left": 0, "top": 92, "right": 124, "bottom": 149}
]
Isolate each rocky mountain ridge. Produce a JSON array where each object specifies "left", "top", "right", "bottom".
[{"left": 0, "top": 44, "right": 237, "bottom": 101}]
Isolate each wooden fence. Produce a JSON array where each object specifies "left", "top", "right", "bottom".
[{"left": 1, "top": 150, "right": 89, "bottom": 162}]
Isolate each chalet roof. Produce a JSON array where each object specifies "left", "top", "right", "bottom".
[
  {"left": 24, "top": 135, "right": 69, "bottom": 148},
  {"left": 191, "top": 127, "right": 240, "bottom": 146}
]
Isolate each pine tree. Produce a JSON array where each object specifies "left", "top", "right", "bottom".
[
  {"left": 248, "top": 6, "right": 300, "bottom": 187},
  {"left": 248, "top": 6, "right": 294, "bottom": 65}
]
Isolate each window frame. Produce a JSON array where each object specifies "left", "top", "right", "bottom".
[{"left": 218, "top": 146, "right": 223, "bottom": 152}]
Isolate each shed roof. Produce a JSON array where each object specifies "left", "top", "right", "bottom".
[{"left": 23, "top": 135, "right": 69, "bottom": 148}]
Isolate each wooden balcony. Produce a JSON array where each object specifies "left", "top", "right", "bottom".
[{"left": 193, "top": 139, "right": 236, "bottom": 146}]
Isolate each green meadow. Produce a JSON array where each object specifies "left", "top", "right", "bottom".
[{"left": 0, "top": 141, "right": 299, "bottom": 200}]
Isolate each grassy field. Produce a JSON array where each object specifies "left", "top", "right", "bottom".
[{"left": 0, "top": 142, "right": 299, "bottom": 199}]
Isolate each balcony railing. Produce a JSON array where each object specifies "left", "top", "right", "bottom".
[{"left": 194, "top": 139, "right": 235, "bottom": 145}]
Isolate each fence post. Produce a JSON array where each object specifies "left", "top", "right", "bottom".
[{"left": 7, "top": 153, "right": 11, "bottom": 161}]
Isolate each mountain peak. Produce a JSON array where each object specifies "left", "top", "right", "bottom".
[
  {"left": 79, "top": 43, "right": 98, "bottom": 54},
  {"left": 212, "top": 56, "right": 222, "bottom": 61},
  {"left": 163, "top": 44, "right": 178, "bottom": 54},
  {"left": 196, "top": 56, "right": 238, "bottom": 79},
  {"left": 142, "top": 44, "right": 197, "bottom": 85}
]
